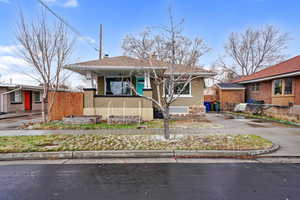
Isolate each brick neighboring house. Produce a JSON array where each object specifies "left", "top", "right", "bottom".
[
  {"left": 0, "top": 84, "right": 45, "bottom": 113},
  {"left": 234, "top": 55, "right": 300, "bottom": 106},
  {"left": 64, "top": 56, "right": 216, "bottom": 121}
]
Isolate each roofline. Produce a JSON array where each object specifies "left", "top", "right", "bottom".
[
  {"left": 64, "top": 64, "right": 216, "bottom": 77},
  {"left": 237, "top": 70, "right": 300, "bottom": 84},
  {"left": 0, "top": 84, "right": 43, "bottom": 90},
  {"left": 64, "top": 64, "right": 168, "bottom": 71},
  {"left": 165, "top": 72, "right": 217, "bottom": 77}
]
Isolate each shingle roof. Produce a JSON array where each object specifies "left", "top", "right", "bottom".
[
  {"left": 234, "top": 55, "right": 300, "bottom": 83},
  {"left": 216, "top": 83, "right": 245, "bottom": 89},
  {"left": 68, "top": 56, "right": 214, "bottom": 74}
]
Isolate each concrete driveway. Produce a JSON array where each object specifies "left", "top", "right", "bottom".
[
  {"left": 0, "top": 115, "right": 43, "bottom": 130},
  {"left": 204, "top": 113, "right": 300, "bottom": 157}
]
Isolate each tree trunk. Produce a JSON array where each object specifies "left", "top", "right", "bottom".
[{"left": 163, "top": 107, "right": 170, "bottom": 140}]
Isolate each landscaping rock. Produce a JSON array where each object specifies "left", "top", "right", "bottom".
[
  {"left": 108, "top": 115, "right": 140, "bottom": 124},
  {"left": 63, "top": 115, "right": 101, "bottom": 124}
]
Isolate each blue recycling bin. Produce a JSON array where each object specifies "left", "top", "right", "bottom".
[{"left": 204, "top": 101, "right": 211, "bottom": 112}]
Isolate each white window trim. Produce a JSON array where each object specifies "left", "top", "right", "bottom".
[
  {"left": 272, "top": 78, "right": 294, "bottom": 96},
  {"left": 104, "top": 76, "right": 132, "bottom": 96},
  {"left": 163, "top": 81, "right": 193, "bottom": 98},
  {"left": 169, "top": 106, "right": 189, "bottom": 114},
  {"left": 11, "top": 90, "right": 22, "bottom": 103}
]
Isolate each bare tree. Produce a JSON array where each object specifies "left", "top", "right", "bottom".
[
  {"left": 122, "top": 28, "right": 210, "bottom": 67},
  {"left": 123, "top": 11, "right": 211, "bottom": 139},
  {"left": 16, "top": 11, "right": 73, "bottom": 122},
  {"left": 221, "top": 25, "right": 289, "bottom": 77}
]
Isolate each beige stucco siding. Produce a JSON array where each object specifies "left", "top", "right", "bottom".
[{"left": 171, "top": 78, "right": 204, "bottom": 107}]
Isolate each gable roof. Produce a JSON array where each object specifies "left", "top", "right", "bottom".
[
  {"left": 216, "top": 83, "right": 245, "bottom": 90},
  {"left": 234, "top": 55, "right": 300, "bottom": 83},
  {"left": 65, "top": 56, "right": 215, "bottom": 75}
]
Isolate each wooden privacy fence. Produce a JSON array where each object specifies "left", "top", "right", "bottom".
[{"left": 48, "top": 91, "right": 83, "bottom": 120}]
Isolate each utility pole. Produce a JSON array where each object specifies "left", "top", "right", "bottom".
[{"left": 99, "top": 24, "right": 103, "bottom": 59}]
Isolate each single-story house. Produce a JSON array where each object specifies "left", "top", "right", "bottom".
[
  {"left": 64, "top": 56, "right": 216, "bottom": 121},
  {"left": 0, "top": 84, "right": 45, "bottom": 113},
  {"left": 233, "top": 55, "right": 300, "bottom": 106}
]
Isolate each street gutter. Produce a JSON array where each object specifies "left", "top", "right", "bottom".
[{"left": 0, "top": 144, "right": 279, "bottom": 161}]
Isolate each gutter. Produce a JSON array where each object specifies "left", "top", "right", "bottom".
[
  {"left": 237, "top": 71, "right": 300, "bottom": 84},
  {"left": 64, "top": 64, "right": 168, "bottom": 71}
]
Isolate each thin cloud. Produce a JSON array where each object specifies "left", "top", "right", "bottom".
[
  {"left": 63, "top": 0, "right": 78, "bottom": 8},
  {"left": 43, "top": 0, "right": 79, "bottom": 8},
  {"left": 0, "top": 0, "right": 11, "bottom": 4},
  {"left": 78, "top": 36, "right": 96, "bottom": 44},
  {"left": 0, "top": 45, "right": 20, "bottom": 55}
]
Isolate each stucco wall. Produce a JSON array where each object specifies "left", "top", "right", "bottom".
[
  {"left": 171, "top": 78, "right": 205, "bottom": 107},
  {"left": 83, "top": 89, "right": 153, "bottom": 121}
]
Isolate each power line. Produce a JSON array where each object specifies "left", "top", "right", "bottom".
[{"left": 36, "top": 0, "right": 99, "bottom": 53}]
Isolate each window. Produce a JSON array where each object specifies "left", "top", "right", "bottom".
[
  {"left": 273, "top": 79, "right": 282, "bottom": 95},
  {"left": 284, "top": 78, "right": 293, "bottom": 95},
  {"left": 34, "top": 91, "right": 41, "bottom": 102},
  {"left": 169, "top": 106, "right": 189, "bottom": 114},
  {"left": 174, "top": 82, "right": 191, "bottom": 95},
  {"left": 165, "top": 80, "right": 192, "bottom": 97},
  {"left": 250, "top": 83, "right": 260, "bottom": 91},
  {"left": 105, "top": 77, "right": 131, "bottom": 95},
  {"left": 273, "top": 78, "right": 293, "bottom": 96},
  {"left": 10, "top": 90, "right": 22, "bottom": 103}
]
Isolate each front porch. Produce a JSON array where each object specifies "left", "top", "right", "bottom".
[{"left": 83, "top": 69, "right": 155, "bottom": 121}]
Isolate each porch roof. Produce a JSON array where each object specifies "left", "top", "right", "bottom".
[{"left": 64, "top": 56, "right": 216, "bottom": 77}]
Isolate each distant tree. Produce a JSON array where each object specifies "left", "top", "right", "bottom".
[
  {"left": 220, "top": 25, "right": 289, "bottom": 77},
  {"left": 16, "top": 11, "right": 73, "bottom": 122}
]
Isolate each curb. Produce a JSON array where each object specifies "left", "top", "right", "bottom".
[{"left": 0, "top": 144, "right": 280, "bottom": 161}]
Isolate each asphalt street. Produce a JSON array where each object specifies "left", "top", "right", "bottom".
[{"left": 0, "top": 163, "right": 299, "bottom": 200}]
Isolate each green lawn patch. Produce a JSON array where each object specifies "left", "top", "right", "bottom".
[
  {"left": 29, "top": 120, "right": 166, "bottom": 130},
  {"left": 0, "top": 134, "right": 273, "bottom": 153}
]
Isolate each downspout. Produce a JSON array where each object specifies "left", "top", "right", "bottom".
[{"left": 0, "top": 87, "right": 22, "bottom": 113}]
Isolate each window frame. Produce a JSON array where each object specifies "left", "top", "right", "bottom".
[
  {"left": 164, "top": 80, "right": 192, "bottom": 98},
  {"left": 34, "top": 91, "right": 42, "bottom": 103},
  {"left": 249, "top": 83, "right": 260, "bottom": 91},
  {"left": 272, "top": 78, "right": 294, "bottom": 96},
  {"left": 104, "top": 76, "right": 132, "bottom": 96},
  {"left": 10, "top": 90, "right": 22, "bottom": 104}
]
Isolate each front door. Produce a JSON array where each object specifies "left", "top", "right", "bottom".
[
  {"left": 24, "top": 91, "right": 32, "bottom": 111},
  {"left": 136, "top": 77, "right": 144, "bottom": 96}
]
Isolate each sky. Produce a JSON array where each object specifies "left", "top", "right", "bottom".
[{"left": 1, "top": 0, "right": 300, "bottom": 87}]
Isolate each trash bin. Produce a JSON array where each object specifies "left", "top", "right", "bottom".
[
  {"left": 215, "top": 101, "right": 221, "bottom": 112},
  {"left": 204, "top": 101, "right": 211, "bottom": 112}
]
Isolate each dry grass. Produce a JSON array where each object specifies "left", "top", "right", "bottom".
[{"left": 0, "top": 134, "right": 273, "bottom": 153}]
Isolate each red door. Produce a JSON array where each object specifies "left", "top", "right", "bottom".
[{"left": 24, "top": 91, "right": 32, "bottom": 111}]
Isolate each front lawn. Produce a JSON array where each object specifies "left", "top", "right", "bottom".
[
  {"left": 28, "top": 119, "right": 222, "bottom": 130},
  {"left": 0, "top": 134, "right": 273, "bottom": 153}
]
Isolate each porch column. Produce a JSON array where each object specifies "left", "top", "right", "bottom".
[
  {"left": 86, "top": 71, "right": 95, "bottom": 89},
  {"left": 144, "top": 71, "right": 151, "bottom": 89},
  {"left": 142, "top": 71, "right": 153, "bottom": 121}
]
